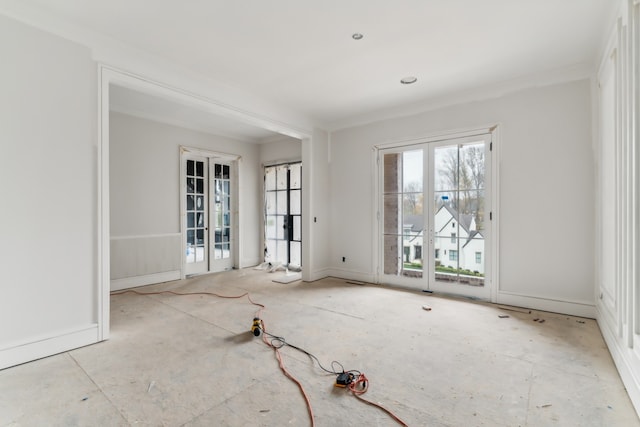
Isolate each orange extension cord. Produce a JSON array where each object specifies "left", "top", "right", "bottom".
[{"left": 111, "top": 288, "right": 407, "bottom": 426}]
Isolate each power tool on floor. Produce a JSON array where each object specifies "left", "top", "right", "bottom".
[{"left": 251, "top": 317, "right": 262, "bottom": 336}]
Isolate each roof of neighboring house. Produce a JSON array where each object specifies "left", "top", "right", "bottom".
[
  {"left": 439, "top": 204, "right": 473, "bottom": 233},
  {"left": 463, "top": 230, "right": 483, "bottom": 248},
  {"left": 404, "top": 214, "right": 424, "bottom": 232}
]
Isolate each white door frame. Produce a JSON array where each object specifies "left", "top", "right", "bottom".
[
  {"left": 98, "top": 65, "right": 313, "bottom": 341},
  {"left": 373, "top": 125, "right": 500, "bottom": 302}
]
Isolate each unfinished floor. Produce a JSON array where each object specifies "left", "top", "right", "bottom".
[{"left": 1, "top": 269, "right": 638, "bottom": 427}]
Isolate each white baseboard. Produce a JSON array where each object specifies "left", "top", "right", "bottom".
[
  {"left": 597, "top": 304, "right": 640, "bottom": 419},
  {"left": 304, "top": 267, "right": 332, "bottom": 282},
  {"left": 111, "top": 270, "right": 181, "bottom": 291},
  {"left": 497, "top": 292, "right": 596, "bottom": 318},
  {"left": 0, "top": 324, "right": 99, "bottom": 370},
  {"left": 323, "top": 268, "right": 376, "bottom": 284}
]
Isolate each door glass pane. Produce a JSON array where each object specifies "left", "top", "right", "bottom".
[
  {"left": 196, "top": 245, "right": 205, "bottom": 261},
  {"left": 383, "top": 194, "right": 401, "bottom": 234},
  {"left": 433, "top": 142, "right": 485, "bottom": 287},
  {"left": 265, "top": 167, "right": 276, "bottom": 191},
  {"left": 266, "top": 217, "right": 277, "bottom": 239},
  {"left": 293, "top": 216, "right": 301, "bottom": 241},
  {"left": 276, "top": 216, "right": 285, "bottom": 239},
  {"left": 290, "top": 241, "right": 301, "bottom": 266},
  {"left": 266, "top": 192, "right": 277, "bottom": 214},
  {"left": 222, "top": 243, "right": 230, "bottom": 259},
  {"left": 383, "top": 150, "right": 423, "bottom": 278},
  {"left": 276, "top": 240, "right": 288, "bottom": 264},
  {"left": 276, "top": 191, "right": 287, "bottom": 215},
  {"left": 290, "top": 190, "right": 301, "bottom": 215},
  {"left": 276, "top": 165, "right": 288, "bottom": 190},
  {"left": 290, "top": 163, "right": 301, "bottom": 189}
]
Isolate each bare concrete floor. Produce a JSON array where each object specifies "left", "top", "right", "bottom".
[{"left": 1, "top": 269, "right": 639, "bottom": 426}]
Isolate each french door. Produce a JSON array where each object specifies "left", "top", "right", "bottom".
[
  {"left": 264, "top": 162, "right": 302, "bottom": 268},
  {"left": 379, "top": 134, "right": 492, "bottom": 300},
  {"left": 183, "top": 155, "right": 234, "bottom": 276}
]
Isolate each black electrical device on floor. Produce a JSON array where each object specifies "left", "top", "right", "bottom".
[{"left": 335, "top": 372, "right": 355, "bottom": 388}]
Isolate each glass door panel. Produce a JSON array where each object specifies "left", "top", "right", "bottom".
[
  {"left": 264, "top": 162, "right": 302, "bottom": 268},
  {"left": 381, "top": 150, "right": 425, "bottom": 287},
  {"left": 185, "top": 157, "right": 208, "bottom": 275},
  {"left": 429, "top": 136, "right": 490, "bottom": 299},
  {"left": 211, "top": 161, "right": 233, "bottom": 271}
]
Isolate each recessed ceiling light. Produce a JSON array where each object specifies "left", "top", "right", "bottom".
[
  {"left": 400, "top": 76, "right": 417, "bottom": 85},
  {"left": 352, "top": 33, "right": 364, "bottom": 40}
]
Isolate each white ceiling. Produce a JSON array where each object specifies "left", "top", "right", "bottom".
[{"left": 20, "top": 0, "right": 616, "bottom": 135}]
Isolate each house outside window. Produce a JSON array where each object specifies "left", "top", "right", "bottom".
[
  {"left": 414, "top": 245, "right": 422, "bottom": 260},
  {"left": 449, "top": 250, "right": 458, "bottom": 261},
  {"left": 451, "top": 232, "right": 456, "bottom": 243},
  {"left": 435, "top": 248, "right": 440, "bottom": 259},
  {"left": 476, "top": 252, "right": 482, "bottom": 264}
]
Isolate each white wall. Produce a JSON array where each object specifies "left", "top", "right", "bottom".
[
  {"left": 0, "top": 12, "right": 318, "bottom": 369},
  {"left": 330, "top": 79, "right": 594, "bottom": 315},
  {"left": 594, "top": 0, "right": 640, "bottom": 417},
  {"left": 0, "top": 15, "right": 98, "bottom": 368},
  {"left": 259, "top": 137, "right": 302, "bottom": 165},
  {"left": 308, "top": 129, "right": 331, "bottom": 279},
  {"left": 109, "top": 111, "right": 262, "bottom": 283}
]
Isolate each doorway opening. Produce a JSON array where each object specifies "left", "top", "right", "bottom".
[{"left": 264, "top": 162, "right": 302, "bottom": 269}]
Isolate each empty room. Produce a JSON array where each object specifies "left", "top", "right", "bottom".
[{"left": 1, "top": 1, "right": 639, "bottom": 426}]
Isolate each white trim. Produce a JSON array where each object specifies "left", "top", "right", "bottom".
[
  {"left": 598, "top": 305, "right": 640, "bottom": 414},
  {"left": 99, "top": 65, "right": 313, "bottom": 345},
  {"left": 98, "top": 65, "right": 110, "bottom": 342},
  {"left": 180, "top": 145, "right": 241, "bottom": 161},
  {"left": 301, "top": 137, "right": 313, "bottom": 282},
  {"left": 0, "top": 325, "right": 99, "bottom": 370},
  {"left": 373, "top": 125, "right": 498, "bottom": 302},
  {"left": 373, "top": 124, "right": 497, "bottom": 151},
  {"left": 326, "top": 268, "right": 376, "bottom": 284},
  {"left": 110, "top": 271, "right": 181, "bottom": 291},
  {"left": 327, "top": 63, "right": 594, "bottom": 132},
  {"left": 305, "top": 267, "right": 333, "bottom": 282},
  {"left": 490, "top": 126, "right": 501, "bottom": 303},
  {"left": 109, "top": 103, "right": 259, "bottom": 144},
  {"left": 111, "top": 233, "right": 181, "bottom": 240},
  {"left": 498, "top": 292, "right": 596, "bottom": 318},
  {"left": 262, "top": 157, "right": 303, "bottom": 168}
]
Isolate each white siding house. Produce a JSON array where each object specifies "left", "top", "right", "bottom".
[{"left": 403, "top": 205, "right": 484, "bottom": 275}]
